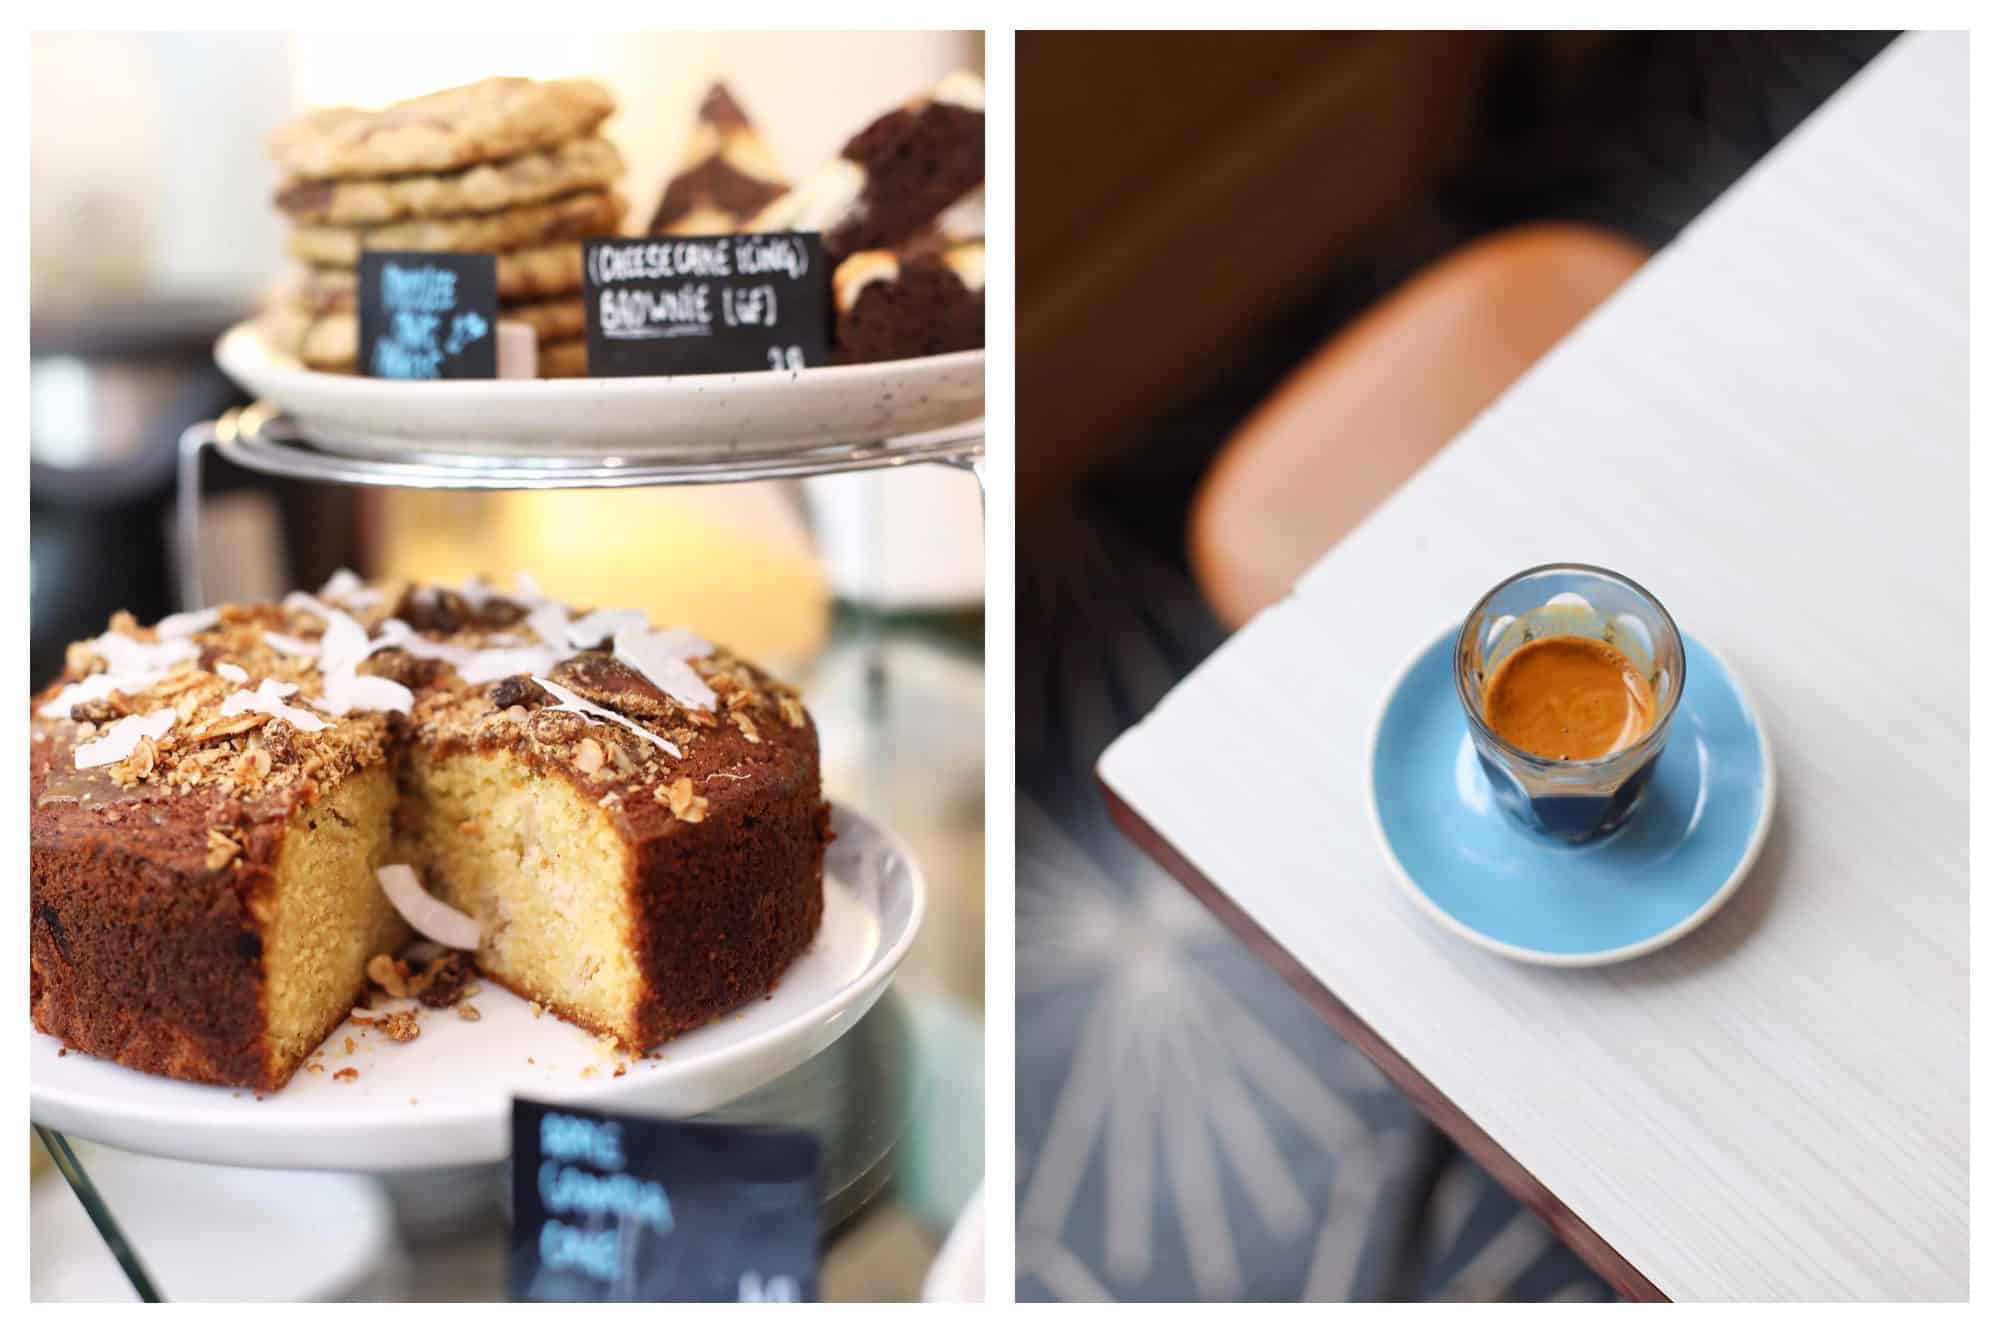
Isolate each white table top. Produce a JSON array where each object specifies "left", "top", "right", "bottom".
[{"left": 1099, "top": 31, "right": 1967, "bottom": 1301}]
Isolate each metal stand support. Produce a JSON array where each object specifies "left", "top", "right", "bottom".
[{"left": 177, "top": 404, "right": 985, "bottom": 608}]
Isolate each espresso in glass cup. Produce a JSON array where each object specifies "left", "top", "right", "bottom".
[{"left": 1454, "top": 564, "right": 1684, "bottom": 841}]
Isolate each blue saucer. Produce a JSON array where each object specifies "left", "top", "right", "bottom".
[{"left": 1368, "top": 627, "right": 1774, "bottom": 966}]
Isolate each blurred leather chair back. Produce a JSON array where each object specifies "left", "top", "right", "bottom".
[{"left": 1190, "top": 222, "right": 1648, "bottom": 628}]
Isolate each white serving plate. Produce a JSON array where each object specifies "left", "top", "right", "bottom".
[
  {"left": 30, "top": 804, "right": 921, "bottom": 1172},
  {"left": 215, "top": 322, "right": 983, "bottom": 458}
]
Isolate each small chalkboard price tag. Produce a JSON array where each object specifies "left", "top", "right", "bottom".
[
  {"left": 509, "top": 1099, "right": 820, "bottom": 1302},
  {"left": 581, "top": 233, "right": 830, "bottom": 377},
  {"left": 356, "top": 250, "right": 499, "bottom": 379}
]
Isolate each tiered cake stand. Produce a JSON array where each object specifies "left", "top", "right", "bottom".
[{"left": 34, "top": 328, "right": 984, "bottom": 1299}]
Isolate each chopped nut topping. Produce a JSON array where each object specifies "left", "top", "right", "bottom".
[
  {"left": 231, "top": 747, "right": 273, "bottom": 788},
  {"left": 333, "top": 1067, "right": 359, "bottom": 1083},
  {"left": 377, "top": 1010, "right": 420, "bottom": 1042},
  {"left": 413, "top": 950, "right": 470, "bottom": 1008},
  {"left": 659, "top": 777, "right": 708, "bottom": 823},
  {"left": 70, "top": 697, "right": 127, "bottom": 725},
  {"left": 41, "top": 584, "right": 807, "bottom": 867},
  {"left": 120, "top": 736, "right": 160, "bottom": 781},
  {"left": 205, "top": 827, "right": 242, "bottom": 871},
  {"left": 530, "top": 708, "right": 585, "bottom": 746},
  {"left": 457, "top": 1004, "right": 481, "bottom": 1022},
  {"left": 189, "top": 713, "right": 265, "bottom": 744},
  {"left": 367, "top": 953, "right": 412, "bottom": 998}
]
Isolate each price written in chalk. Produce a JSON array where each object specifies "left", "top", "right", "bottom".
[{"left": 581, "top": 233, "right": 830, "bottom": 377}]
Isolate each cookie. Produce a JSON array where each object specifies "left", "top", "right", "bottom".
[
  {"left": 267, "top": 76, "right": 616, "bottom": 180},
  {"left": 288, "top": 189, "right": 626, "bottom": 268},
  {"left": 275, "top": 136, "right": 624, "bottom": 226},
  {"left": 647, "top": 83, "right": 789, "bottom": 235},
  {"left": 498, "top": 295, "right": 587, "bottom": 344},
  {"left": 536, "top": 339, "right": 589, "bottom": 378}
]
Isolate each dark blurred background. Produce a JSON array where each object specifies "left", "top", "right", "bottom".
[{"left": 1017, "top": 30, "right": 1896, "bottom": 1302}]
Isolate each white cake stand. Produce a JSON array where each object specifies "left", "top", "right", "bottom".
[{"left": 38, "top": 346, "right": 981, "bottom": 1298}]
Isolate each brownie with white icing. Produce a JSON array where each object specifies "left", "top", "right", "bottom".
[
  {"left": 747, "top": 70, "right": 984, "bottom": 266},
  {"left": 833, "top": 238, "right": 984, "bottom": 364}
]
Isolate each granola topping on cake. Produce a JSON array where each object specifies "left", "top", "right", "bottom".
[{"left": 33, "top": 572, "right": 802, "bottom": 808}]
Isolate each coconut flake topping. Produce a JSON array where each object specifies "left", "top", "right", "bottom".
[
  {"left": 74, "top": 708, "right": 178, "bottom": 769},
  {"left": 376, "top": 864, "right": 481, "bottom": 950},
  {"left": 38, "top": 629, "right": 201, "bottom": 720},
  {"left": 532, "top": 676, "right": 683, "bottom": 757},
  {"left": 611, "top": 625, "right": 717, "bottom": 711},
  {"left": 220, "top": 679, "right": 329, "bottom": 733}
]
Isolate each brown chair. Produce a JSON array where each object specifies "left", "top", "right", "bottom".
[{"left": 1188, "top": 222, "right": 1649, "bottom": 629}]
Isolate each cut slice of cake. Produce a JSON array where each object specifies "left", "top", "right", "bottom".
[
  {"left": 30, "top": 576, "right": 830, "bottom": 1091},
  {"left": 646, "top": 83, "right": 791, "bottom": 236}
]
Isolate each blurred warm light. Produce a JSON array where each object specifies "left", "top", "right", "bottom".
[{"left": 373, "top": 489, "right": 830, "bottom": 669}]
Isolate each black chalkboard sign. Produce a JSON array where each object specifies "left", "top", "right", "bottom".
[
  {"left": 581, "top": 233, "right": 830, "bottom": 377},
  {"left": 509, "top": 1099, "right": 819, "bottom": 1302},
  {"left": 357, "top": 250, "right": 499, "bottom": 379}
]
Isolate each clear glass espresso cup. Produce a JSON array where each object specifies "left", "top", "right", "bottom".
[{"left": 1454, "top": 564, "right": 1685, "bottom": 842}]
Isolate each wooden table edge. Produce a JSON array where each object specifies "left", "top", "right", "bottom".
[{"left": 1098, "top": 775, "right": 1670, "bottom": 1302}]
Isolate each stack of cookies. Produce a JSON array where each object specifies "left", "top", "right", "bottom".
[{"left": 263, "top": 76, "right": 628, "bottom": 378}]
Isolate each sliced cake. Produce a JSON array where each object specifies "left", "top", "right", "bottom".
[{"left": 30, "top": 576, "right": 830, "bottom": 1091}]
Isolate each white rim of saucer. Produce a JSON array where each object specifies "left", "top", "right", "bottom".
[{"left": 1364, "top": 621, "right": 1778, "bottom": 968}]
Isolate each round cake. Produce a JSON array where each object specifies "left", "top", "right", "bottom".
[{"left": 29, "top": 574, "right": 830, "bottom": 1091}]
